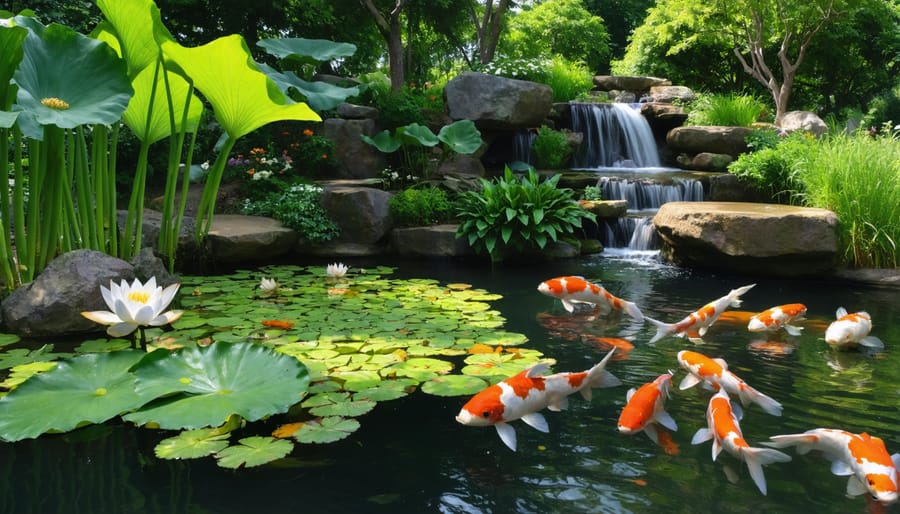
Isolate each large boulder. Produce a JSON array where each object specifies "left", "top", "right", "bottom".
[
  {"left": 653, "top": 202, "right": 839, "bottom": 276},
  {"left": 322, "top": 118, "right": 386, "bottom": 179},
  {"left": 444, "top": 72, "right": 553, "bottom": 130},
  {"left": 1, "top": 250, "right": 134, "bottom": 337},
  {"left": 667, "top": 126, "right": 754, "bottom": 157},
  {"left": 649, "top": 85, "right": 695, "bottom": 103},
  {"left": 592, "top": 75, "right": 670, "bottom": 91},
  {"left": 206, "top": 215, "right": 297, "bottom": 265},
  {"left": 389, "top": 225, "right": 473, "bottom": 257},
  {"left": 321, "top": 186, "right": 393, "bottom": 244},
  {"left": 780, "top": 111, "right": 827, "bottom": 137}
]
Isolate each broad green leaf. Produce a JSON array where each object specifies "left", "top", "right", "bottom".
[
  {"left": 0, "top": 351, "right": 150, "bottom": 442},
  {"left": 0, "top": 22, "right": 27, "bottom": 109},
  {"left": 308, "top": 398, "right": 376, "bottom": 418},
  {"left": 258, "top": 63, "right": 359, "bottom": 113},
  {"left": 0, "top": 361, "right": 57, "bottom": 390},
  {"left": 122, "top": 63, "right": 203, "bottom": 144},
  {"left": 96, "top": 0, "right": 174, "bottom": 78},
  {"left": 352, "top": 380, "right": 414, "bottom": 402},
  {"left": 421, "top": 375, "right": 488, "bottom": 397},
  {"left": 257, "top": 38, "right": 357, "bottom": 66},
  {"left": 0, "top": 333, "right": 20, "bottom": 347},
  {"left": 124, "top": 342, "right": 309, "bottom": 430},
  {"left": 0, "top": 111, "right": 18, "bottom": 128},
  {"left": 295, "top": 416, "right": 360, "bottom": 444},
  {"left": 13, "top": 22, "right": 132, "bottom": 128},
  {"left": 75, "top": 338, "right": 133, "bottom": 353},
  {"left": 388, "top": 358, "right": 453, "bottom": 381},
  {"left": 155, "top": 428, "right": 230, "bottom": 460},
  {"left": 437, "top": 119, "right": 482, "bottom": 155},
  {"left": 215, "top": 436, "right": 294, "bottom": 469},
  {"left": 161, "top": 35, "right": 319, "bottom": 140},
  {"left": 398, "top": 123, "right": 439, "bottom": 147},
  {"left": 360, "top": 129, "right": 401, "bottom": 153}
]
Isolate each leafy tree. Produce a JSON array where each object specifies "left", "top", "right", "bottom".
[
  {"left": 500, "top": 0, "right": 611, "bottom": 73},
  {"left": 470, "top": 0, "right": 513, "bottom": 65},
  {"left": 582, "top": 0, "right": 654, "bottom": 60}
]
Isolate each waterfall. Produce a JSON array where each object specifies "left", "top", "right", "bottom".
[
  {"left": 597, "top": 177, "right": 704, "bottom": 250},
  {"left": 569, "top": 103, "right": 661, "bottom": 168}
]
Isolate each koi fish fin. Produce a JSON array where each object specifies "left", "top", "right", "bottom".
[
  {"left": 561, "top": 299, "right": 577, "bottom": 313},
  {"left": 547, "top": 394, "right": 570, "bottom": 412},
  {"left": 678, "top": 373, "right": 701, "bottom": 390},
  {"left": 655, "top": 410, "right": 678, "bottom": 432},
  {"left": 494, "top": 422, "right": 517, "bottom": 452},
  {"left": 784, "top": 324, "right": 804, "bottom": 336},
  {"left": 622, "top": 300, "right": 644, "bottom": 322},
  {"left": 691, "top": 427, "right": 712, "bottom": 445},
  {"left": 835, "top": 307, "right": 848, "bottom": 318},
  {"left": 711, "top": 439, "right": 723, "bottom": 461},
  {"left": 859, "top": 336, "right": 884, "bottom": 349},
  {"left": 698, "top": 326, "right": 709, "bottom": 337},
  {"left": 749, "top": 390, "right": 784, "bottom": 416},
  {"left": 643, "top": 423, "right": 659, "bottom": 445},
  {"left": 525, "top": 362, "right": 551, "bottom": 378},
  {"left": 713, "top": 358, "right": 728, "bottom": 370},
  {"left": 625, "top": 387, "right": 637, "bottom": 402},
  {"left": 892, "top": 453, "right": 900, "bottom": 470},
  {"left": 586, "top": 348, "right": 621, "bottom": 390},
  {"left": 730, "top": 401, "right": 744, "bottom": 421},
  {"left": 645, "top": 316, "right": 675, "bottom": 344},
  {"left": 729, "top": 284, "right": 756, "bottom": 307},
  {"left": 722, "top": 464, "right": 740, "bottom": 484},
  {"left": 743, "top": 446, "right": 791, "bottom": 496},
  {"left": 830, "top": 459, "right": 854, "bottom": 476},
  {"left": 765, "top": 433, "right": 819, "bottom": 454},
  {"left": 846, "top": 476, "right": 868, "bottom": 497},
  {"left": 520, "top": 412, "right": 549, "bottom": 433}
]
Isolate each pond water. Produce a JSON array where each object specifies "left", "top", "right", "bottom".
[{"left": 1, "top": 253, "right": 898, "bottom": 514}]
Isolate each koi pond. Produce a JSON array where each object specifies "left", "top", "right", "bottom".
[{"left": 0, "top": 253, "right": 898, "bottom": 514}]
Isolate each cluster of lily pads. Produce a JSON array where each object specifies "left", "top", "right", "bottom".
[{"left": 0, "top": 265, "right": 549, "bottom": 468}]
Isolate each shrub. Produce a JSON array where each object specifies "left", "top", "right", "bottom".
[
  {"left": 389, "top": 187, "right": 454, "bottom": 226},
  {"left": 581, "top": 185, "right": 602, "bottom": 201},
  {"left": 478, "top": 57, "right": 549, "bottom": 83},
  {"left": 455, "top": 167, "right": 595, "bottom": 262},
  {"left": 727, "top": 132, "right": 811, "bottom": 204},
  {"left": 745, "top": 127, "right": 781, "bottom": 152},
  {"left": 375, "top": 91, "right": 426, "bottom": 129},
  {"left": 240, "top": 183, "right": 339, "bottom": 244},
  {"left": 543, "top": 56, "right": 593, "bottom": 102},
  {"left": 532, "top": 126, "right": 572, "bottom": 169},
  {"left": 687, "top": 93, "right": 769, "bottom": 126}
]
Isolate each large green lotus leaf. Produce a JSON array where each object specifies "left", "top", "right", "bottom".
[
  {"left": 438, "top": 119, "right": 482, "bottom": 155},
  {"left": 14, "top": 23, "right": 132, "bottom": 128},
  {"left": 161, "top": 35, "right": 319, "bottom": 140},
  {"left": 295, "top": 416, "right": 359, "bottom": 444},
  {"left": 0, "top": 111, "right": 18, "bottom": 128},
  {"left": 258, "top": 63, "right": 359, "bottom": 113},
  {"left": 96, "top": 0, "right": 173, "bottom": 78},
  {"left": 0, "top": 351, "right": 150, "bottom": 442},
  {"left": 360, "top": 129, "right": 401, "bottom": 153},
  {"left": 0, "top": 23, "right": 26, "bottom": 109},
  {"left": 123, "top": 63, "right": 203, "bottom": 144},
  {"left": 257, "top": 37, "right": 356, "bottom": 65},
  {"left": 215, "top": 436, "right": 294, "bottom": 469},
  {"left": 124, "top": 342, "right": 309, "bottom": 430},
  {"left": 421, "top": 375, "right": 488, "bottom": 397},
  {"left": 75, "top": 338, "right": 133, "bottom": 353},
  {"left": 154, "top": 428, "right": 230, "bottom": 460}
]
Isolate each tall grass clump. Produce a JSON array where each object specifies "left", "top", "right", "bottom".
[
  {"left": 728, "top": 131, "right": 813, "bottom": 204},
  {"left": 543, "top": 57, "right": 593, "bottom": 102},
  {"left": 799, "top": 131, "right": 899, "bottom": 268},
  {"left": 688, "top": 93, "right": 769, "bottom": 126}
]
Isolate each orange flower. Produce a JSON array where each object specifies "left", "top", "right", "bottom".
[
  {"left": 320, "top": 154, "right": 328, "bottom": 160},
  {"left": 303, "top": 129, "right": 314, "bottom": 137},
  {"left": 251, "top": 147, "right": 266, "bottom": 155},
  {"left": 247, "top": 169, "right": 255, "bottom": 176}
]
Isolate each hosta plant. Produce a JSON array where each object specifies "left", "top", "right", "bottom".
[{"left": 455, "top": 167, "right": 594, "bottom": 262}]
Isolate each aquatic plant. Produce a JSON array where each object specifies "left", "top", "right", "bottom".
[
  {"left": 80, "top": 277, "right": 183, "bottom": 349},
  {"left": 360, "top": 119, "right": 482, "bottom": 179}
]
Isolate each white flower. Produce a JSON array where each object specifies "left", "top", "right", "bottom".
[
  {"left": 259, "top": 277, "right": 279, "bottom": 293},
  {"left": 81, "top": 277, "right": 183, "bottom": 338},
  {"left": 326, "top": 262, "right": 349, "bottom": 278},
  {"left": 200, "top": 160, "right": 210, "bottom": 171}
]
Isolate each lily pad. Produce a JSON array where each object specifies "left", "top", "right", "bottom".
[
  {"left": 215, "top": 436, "right": 294, "bottom": 469},
  {"left": 0, "top": 361, "right": 58, "bottom": 390},
  {"left": 0, "top": 351, "right": 150, "bottom": 441},
  {"left": 295, "top": 416, "right": 360, "bottom": 444},
  {"left": 155, "top": 428, "right": 230, "bottom": 460},
  {"left": 421, "top": 375, "right": 489, "bottom": 397},
  {"left": 352, "top": 380, "right": 415, "bottom": 402},
  {"left": 0, "top": 334, "right": 21, "bottom": 347},
  {"left": 124, "top": 342, "right": 309, "bottom": 430},
  {"left": 387, "top": 358, "right": 453, "bottom": 381}
]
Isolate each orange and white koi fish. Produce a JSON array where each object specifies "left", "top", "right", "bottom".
[
  {"left": 766, "top": 428, "right": 900, "bottom": 504},
  {"left": 747, "top": 303, "right": 807, "bottom": 336},
  {"left": 617, "top": 371, "right": 678, "bottom": 444},
  {"left": 644, "top": 284, "right": 755, "bottom": 343},
  {"left": 691, "top": 389, "right": 791, "bottom": 495},
  {"left": 677, "top": 350, "right": 783, "bottom": 416},
  {"left": 537, "top": 276, "right": 644, "bottom": 322},
  {"left": 825, "top": 308, "right": 884, "bottom": 349},
  {"left": 456, "top": 348, "right": 621, "bottom": 451}
]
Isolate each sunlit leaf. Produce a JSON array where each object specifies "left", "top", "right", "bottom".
[
  {"left": 421, "top": 375, "right": 489, "bottom": 397},
  {"left": 387, "top": 358, "right": 453, "bottom": 381},
  {"left": 74, "top": 338, "right": 133, "bottom": 353},
  {"left": 352, "top": 380, "right": 415, "bottom": 402},
  {"left": 295, "top": 416, "right": 360, "bottom": 444},
  {"left": 0, "top": 361, "right": 57, "bottom": 390},
  {"left": 215, "top": 436, "right": 294, "bottom": 469},
  {"left": 0, "top": 334, "right": 20, "bottom": 348},
  {"left": 154, "top": 428, "right": 230, "bottom": 460}
]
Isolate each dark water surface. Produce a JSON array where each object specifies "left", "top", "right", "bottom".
[{"left": 1, "top": 254, "right": 898, "bottom": 514}]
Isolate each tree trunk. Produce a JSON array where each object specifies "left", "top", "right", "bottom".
[
  {"left": 471, "top": 0, "right": 510, "bottom": 65},
  {"left": 360, "top": 0, "right": 406, "bottom": 93}
]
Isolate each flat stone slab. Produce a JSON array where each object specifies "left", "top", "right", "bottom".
[
  {"left": 389, "top": 225, "right": 473, "bottom": 257},
  {"left": 653, "top": 201, "right": 839, "bottom": 276},
  {"left": 206, "top": 215, "right": 297, "bottom": 264}
]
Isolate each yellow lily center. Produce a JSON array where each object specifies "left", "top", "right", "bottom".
[
  {"left": 41, "top": 97, "right": 70, "bottom": 110},
  {"left": 128, "top": 291, "right": 150, "bottom": 304}
]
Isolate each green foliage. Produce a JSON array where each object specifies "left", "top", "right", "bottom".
[
  {"left": 532, "top": 126, "right": 572, "bottom": 169},
  {"left": 861, "top": 84, "right": 900, "bottom": 131},
  {"left": 374, "top": 90, "right": 426, "bottom": 129},
  {"left": 687, "top": 93, "right": 768, "bottom": 126},
  {"left": 745, "top": 127, "right": 782, "bottom": 151},
  {"left": 240, "top": 183, "right": 339, "bottom": 243},
  {"left": 361, "top": 119, "right": 482, "bottom": 178},
  {"left": 478, "top": 57, "right": 550, "bottom": 83},
  {"left": 389, "top": 187, "right": 454, "bottom": 227},
  {"left": 582, "top": 185, "right": 603, "bottom": 201},
  {"left": 543, "top": 56, "right": 594, "bottom": 102},
  {"left": 455, "top": 167, "right": 595, "bottom": 262},
  {"left": 727, "top": 132, "right": 811, "bottom": 204}
]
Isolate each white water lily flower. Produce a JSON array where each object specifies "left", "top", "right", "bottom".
[
  {"left": 81, "top": 277, "right": 183, "bottom": 338},
  {"left": 259, "top": 277, "right": 279, "bottom": 292},
  {"left": 326, "top": 262, "right": 349, "bottom": 278}
]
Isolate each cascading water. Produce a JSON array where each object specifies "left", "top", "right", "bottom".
[{"left": 569, "top": 103, "right": 661, "bottom": 168}]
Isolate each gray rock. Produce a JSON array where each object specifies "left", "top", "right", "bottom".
[
  {"left": 650, "top": 85, "right": 695, "bottom": 103},
  {"left": 579, "top": 200, "right": 627, "bottom": 218},
  {"left": 206, "top": 215, "right": 297, "bottom": 264},
  {"left": 707, "top": 174, "right": 772, "bottom": 203},
  {"left": 322, "top": 118, "right": 386, "bottom": 179},
  {"left": 389, "top": 225, "right": 473, "bottom": 257},
  {"left": 336, "top": 102, "right": 379, "bottom": 120},
  {"left": 321, "top": 186, "right": 393, "bottom": 244},
  {"left": 667, "top": 126, "right": 753, "bottom": 157},
  {"left": 131, "top": 247, "right": 179, "bottom": 288},
  {"left": 592, "top": 75, "right": 670, "bottom": 91},
  {"left": 0, "top": 250, "right": 135, "bottom": 337},
  {"left": 444, "top": 72, "right": 553, "bottom": 130},
  {"left": 691, "top": 152, "right": 733, "bottom": 171},
  {"left": 780, "top": 111, "right": 827, "bottom": 137},
  {"left": 653, "top": 201, "right": 839, "bottom": 276}
]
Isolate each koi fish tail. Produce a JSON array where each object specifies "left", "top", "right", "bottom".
[
  {"left": 621, "top": 299, "right": 644, "bottom": 322},
  {"left": 740, "top": 387, "right": 783, "bottom": 417},
  {"left": 585, "top": 348, "right": 622, "bottom": 391},
  {"left": 728, "top": 284, "right": 756, "bottom": 308},
  {"left": 644, "top": 317, "right": 675, "bottom": 344},
  {"left": 764, "top": 433, "right": 819, "bottom": 454},
  {"left": 743, "top": 446, "right": 792, "bottom": 496}
]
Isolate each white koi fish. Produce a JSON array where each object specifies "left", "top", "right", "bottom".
[
  {"left": 825, "top": 308, "right": 883, "bottom": 349},
  {"left": 691, "top": 389, "right": 791, "bottom": 495},
  {"left": 617, "top": 371, "right": 678, "bottom": 444},
  {"left": 645, "top": 284, "right": 755, "bottom": 344},
  {"left": 677, "top": 350, "right": 783, "bottom": 416},
  {"left": 747, "top": 303, "right": 807, "bottom": 336},
  {"left": 765, "top": 428, "right": 900, "bottom": 504},
  {"left": 456, "top": 348, "right": 621, "bottom": 451},
  {"left": 537, "top": 275, "right": 644, "bottom": 321}
]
